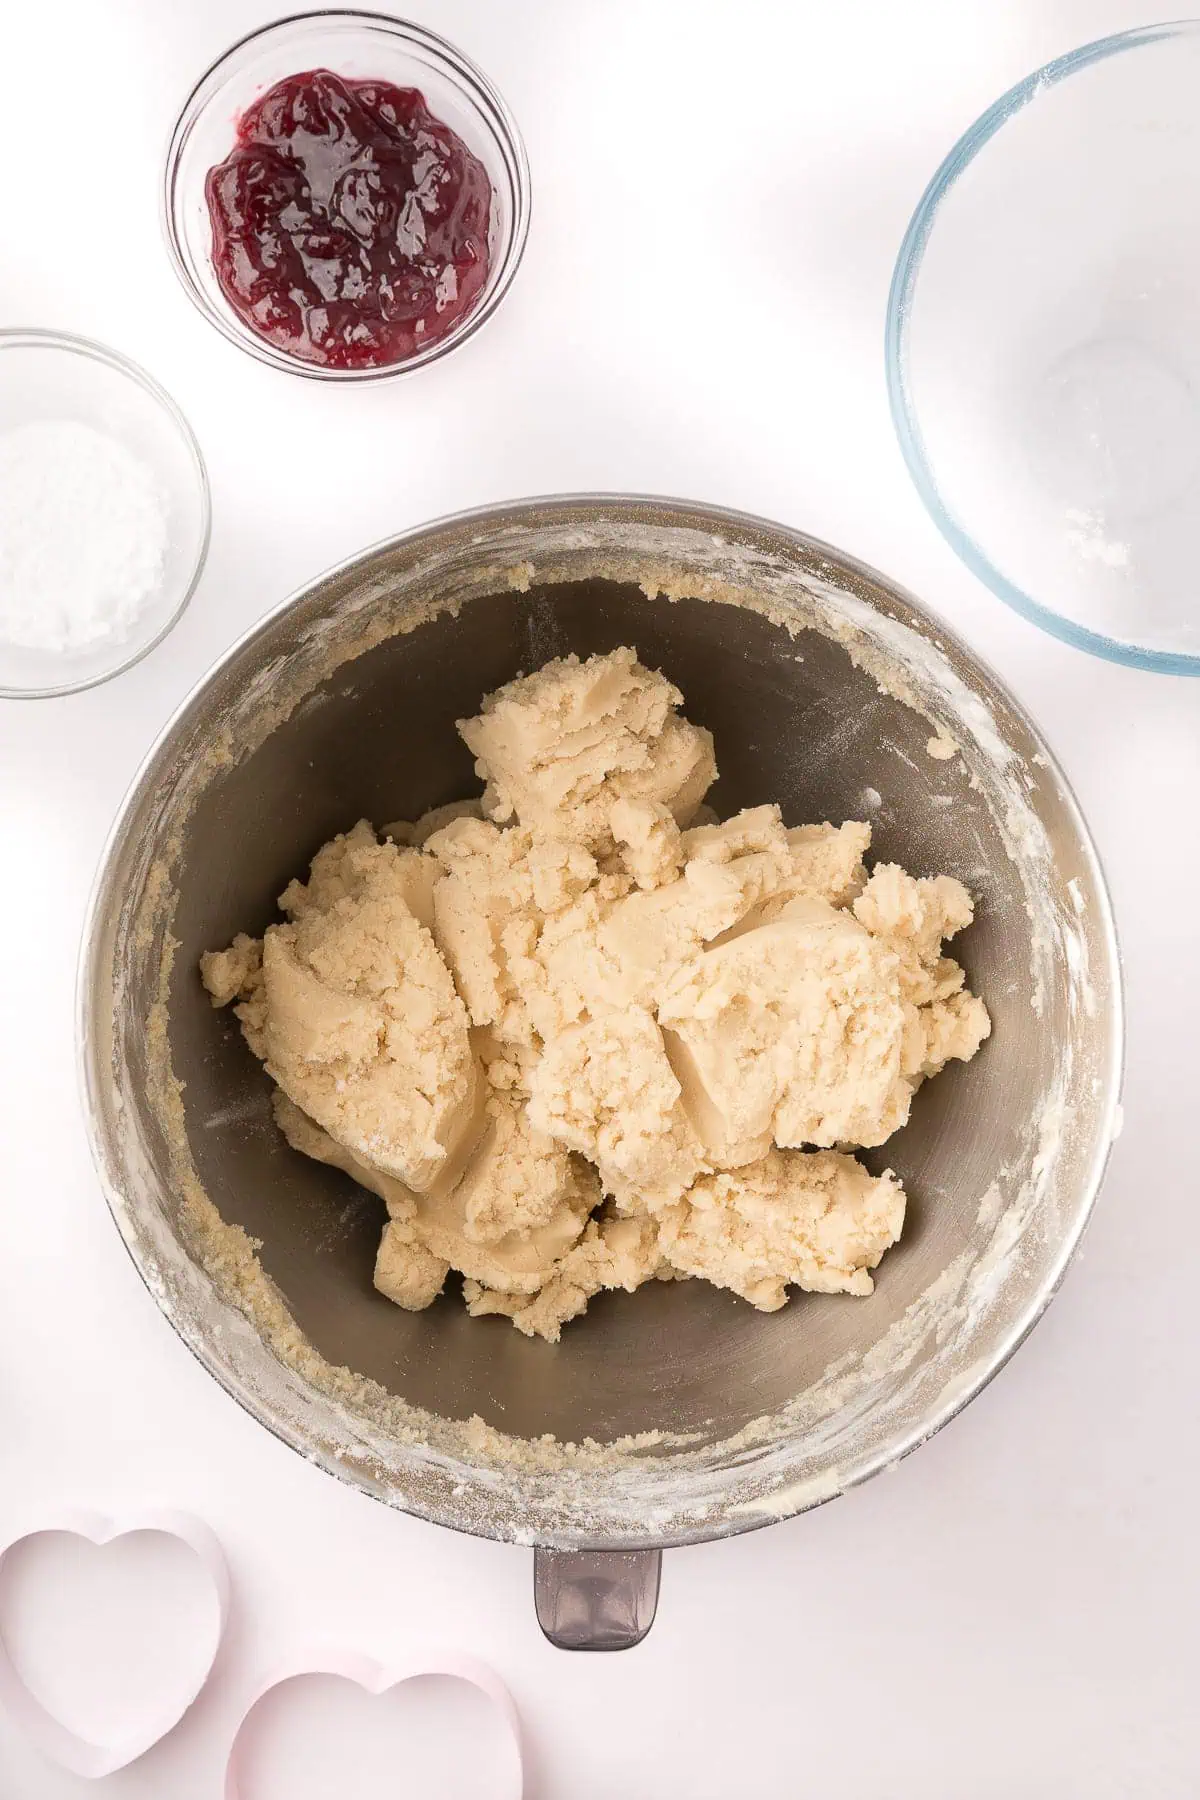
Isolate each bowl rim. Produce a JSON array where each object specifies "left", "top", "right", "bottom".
[
  {"left": 0, "top": 327, "right": 212, "bottom": 700},
  {"left": 77, "top": 492, "right": 1127, "bottom": 1549},
  {"left": 161, "top": 7, "right": 532, "bottom": 383},
  {"left": 885, "top": 18, "right": 1200, "bottom": 677}
]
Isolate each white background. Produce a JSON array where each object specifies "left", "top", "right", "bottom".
[{"left": 2, "top": 0, "right": 1197, "bottom": 1794}]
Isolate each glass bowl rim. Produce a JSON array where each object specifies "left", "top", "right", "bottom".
[
  {"left": 161, "top": 6, "right": 533, "bottom": 384},
  {"left": 0, "top": 326, "right": 212, "bottom": 700},
  {"left": 885, "top": 18, "right": 1200, "bottom": 677}
]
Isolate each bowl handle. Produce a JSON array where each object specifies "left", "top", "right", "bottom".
[{"left": 533, "top": 1548, "right": 661, "bottom": 1650}]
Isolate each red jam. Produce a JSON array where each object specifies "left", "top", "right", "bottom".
[{"left": 205, "top": 69, "right": 492, "bottom": 370}]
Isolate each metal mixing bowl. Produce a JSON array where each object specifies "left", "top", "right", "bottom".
[{"left": 79, "top": 497, "right": 1122, "bottom": 1647}]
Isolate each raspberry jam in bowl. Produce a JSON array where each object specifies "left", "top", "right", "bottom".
[{"left": 165, "top": 12, "right": 530, "bottom": 381}]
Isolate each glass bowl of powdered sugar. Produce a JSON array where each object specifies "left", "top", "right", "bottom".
[{"left": 0, "top": 330, "right": 210, "bottom": 697}]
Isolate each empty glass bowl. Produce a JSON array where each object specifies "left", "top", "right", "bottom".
[
  {"left": 887, "top": 22, "right": 1200, "bottom": 673},
  {"left": 0, "top": 331, "right": 210, "bottom": 699},
  {"left": 163, "top": 10, "right": 531, "bottom": 381}
]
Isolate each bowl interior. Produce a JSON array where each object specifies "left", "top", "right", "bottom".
[
  {"left": 0, "top": 335, "right": 208, "bottom": 697},
  {"left": 889, "top": 22, "right": 1200, "bottom": 670},
  {"left": 170, "top": 585, "right": 1028, "bottom": 1438},
  {"left": 166, "top": 12, "right": 528, "bottom": 379},
  {"left": 84, "top": 503, "right": 1120, "bottom": 1544}
]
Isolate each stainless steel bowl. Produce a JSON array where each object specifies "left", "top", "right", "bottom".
[{"left": 79, "top": 497, "right": 1122, "bottom": 1647}]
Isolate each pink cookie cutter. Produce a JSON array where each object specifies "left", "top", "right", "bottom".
[
  {"left": 0, "top": 1508, "right": 230, "bottom": 1778},
  {"left": 225, "top": 1648, "right": 524, "bottom": 1800}
]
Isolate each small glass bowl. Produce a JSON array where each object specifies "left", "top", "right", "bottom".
[
  {"left": 163, "top": 9, "right": 531, "bottom": 382},
  {"left": 887, "top": 22, "right": 1200, "bottom": 674},
  {"left": 0, "top": 330, "right": 210, "bottom": 699}
]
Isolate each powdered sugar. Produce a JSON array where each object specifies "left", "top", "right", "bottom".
[
  {"left": 1062, "top": 507, "right": 1130, "bottom": 570},
  {"left": 0, "top": 420, "right": 168, "bottom": 653}
]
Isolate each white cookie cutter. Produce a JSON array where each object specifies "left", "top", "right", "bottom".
[
  {"left": 0, "top": 1508, "right": 230, "bottom": 1778},
  {"left": 224, "top": 1648, "right": 524, "bottom": 1800}
]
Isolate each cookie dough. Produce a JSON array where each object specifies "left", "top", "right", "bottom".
[
  {"left": 202, "top": 647, "right": 990, "bottom": 1340},
  {"left": 458, "top": 643, "right": 717, "bottom": 849},
  {"left": 202, "top": 823, "right": 480, "bottom": 1192},
  {"left": 657, "top": 1152, "right": 906, "bottom": 1309}
]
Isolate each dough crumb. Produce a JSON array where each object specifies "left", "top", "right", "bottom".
[
  {"left": 659, "top": 896, "right": 911, "bottom": 1158},
  {"left": 457, "top": 645, "right": 716, "bottom": 849},
  {"left": 658, "top": 1151, "right": 905, "bottom": 1309},
  {"left": 204, "top": 825, "right": 481, "bottom": 1192},
  {"left": 464, "top": 1211, "right": 671, "bottom": 1342},
  {"left": 528, "top": 1006, "right": 704, "bottom": 1206},
  {"left": 611, "top": 795, "right": 684, "bottom": 890},
  {"left": 202, "top": 647, "right": 990, "bottom": 1339}
]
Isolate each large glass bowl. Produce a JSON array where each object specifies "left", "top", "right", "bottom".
[
  {"left": 163, "top": 10, "right": 531, "bottom": 382},
  {"left": 887, "top": 22, "right": 1200, "bottom": 674}
]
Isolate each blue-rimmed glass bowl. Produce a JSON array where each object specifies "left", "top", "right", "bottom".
[{"left": 887, "top": 22, "right": 1200, "bottom": 674}]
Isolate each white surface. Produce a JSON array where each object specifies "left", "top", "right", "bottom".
[{"left": 0, "top": 1, "right": 1196, "bottom": 1794}]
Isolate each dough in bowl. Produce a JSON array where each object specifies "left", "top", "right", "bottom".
[{"left": 201, "top": 647, "right": 989, "bottom": 1339}]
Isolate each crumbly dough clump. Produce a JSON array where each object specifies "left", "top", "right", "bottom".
[
  {"left": 458, "top": 644, "right": 717, "bottom": 849},
  {"left": 202, "top": 648, "right": 990, "bottom": 1340}
]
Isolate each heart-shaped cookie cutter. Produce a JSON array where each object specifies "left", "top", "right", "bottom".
[
  {"left": 225, "top": 1648, "right": 523, "bottom": 1800},
  {"left": 0, "top": 1508, "right": 230, "bottom": 1778}
]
